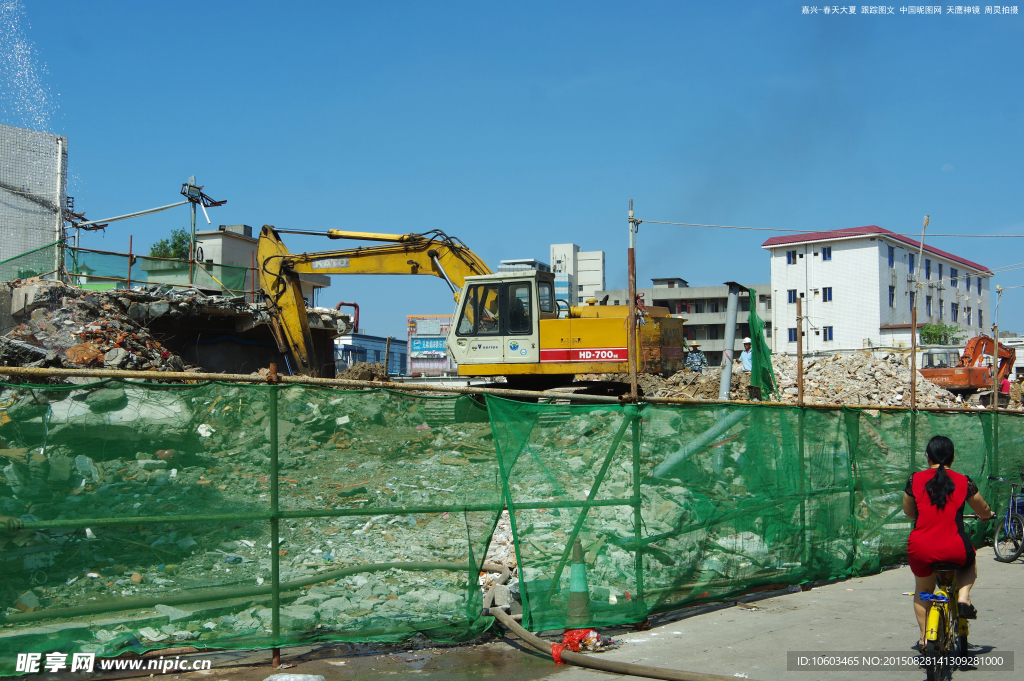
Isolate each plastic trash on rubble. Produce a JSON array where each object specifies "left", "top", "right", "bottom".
[{"left": 561, "top": 628, "right": 603, "bottom": 652}]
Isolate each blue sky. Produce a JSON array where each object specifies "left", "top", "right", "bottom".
[{"left": 3, "top": 1, "right": 1023, "bottom": 336}]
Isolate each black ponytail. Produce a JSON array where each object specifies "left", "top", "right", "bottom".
[{"left": 924, "top": 435, "right": 956, "bottom": 509}]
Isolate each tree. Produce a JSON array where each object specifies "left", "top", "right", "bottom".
[
  {"left": 920, "top": 322, "right": 968, "bottom": 346},
  {"left": 149, "top": 229, "right": 192, "bottom": 260}
]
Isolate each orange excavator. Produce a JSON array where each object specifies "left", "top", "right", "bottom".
[{"left": 918, "top": 335, "right": 1016, "bottom": 396}]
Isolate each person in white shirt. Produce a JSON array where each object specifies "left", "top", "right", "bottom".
[{"left": 739, "top": 337, "right": 752, "bottom": 372}]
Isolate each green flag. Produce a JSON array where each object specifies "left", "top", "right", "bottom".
[{"left": 747, "top": 287, "right": 779, "bottom": 400}]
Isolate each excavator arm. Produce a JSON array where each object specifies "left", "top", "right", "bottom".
[
  {"left": 958, "top": 335, "right": 1017, "bottom": 381},
  {"left": 256, "top": 225, "right": 492, "bottom": 376}
]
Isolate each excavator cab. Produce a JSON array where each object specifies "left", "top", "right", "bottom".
[{"left": 448, "top": 271, "right": 557, "bottom": 366}]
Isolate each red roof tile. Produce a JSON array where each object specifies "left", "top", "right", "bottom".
[{"left": 761, "top": 225, "right": 991, "bottom": 274}]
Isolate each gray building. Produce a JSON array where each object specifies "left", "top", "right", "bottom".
[{"left": 596, "top": 279, "right": 773, "bottom": 366}]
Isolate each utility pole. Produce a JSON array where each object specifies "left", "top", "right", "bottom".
[
  {"left": 910, "top": 215, "right": 928, "bottom": 411},
  {"left": 796, "top": 296, "right": 804, "bottom": 407},
  {"left": 992, "top": 285, "right": 1002, "bottom": 410},
  {"left": 719, "top": 282, "right": 742, "bottom": 400},
  {"left": 627, "top": 200, "right": 639, "bottom": 401}
]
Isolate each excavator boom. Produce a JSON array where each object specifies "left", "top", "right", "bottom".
[{"left": 256, "top": 225, "right": 492, "bottom": 376}]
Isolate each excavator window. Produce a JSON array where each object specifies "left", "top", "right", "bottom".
[
  {"left": 456, "top": 284, "right": 501, "bottom": 336},
  {"left": 508, "top": 282, "right": 532, "bottom": 334},
  {"left": 457, "top": 286, "right": 478, "bottom": 335},
  {"left": 538, "top": 282, "right": 554, "bottom": 313}
]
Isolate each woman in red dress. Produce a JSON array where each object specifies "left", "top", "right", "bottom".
[{"left": 903, "top": 435, "right": 994, "bottom": 650}]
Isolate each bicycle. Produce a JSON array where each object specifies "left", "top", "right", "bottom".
[
  {"left": 919, "top": 514, "right": 982, "bottom": 681},
  {"left": 987, "top": 473, "right": 1024, "bottom": 562}
]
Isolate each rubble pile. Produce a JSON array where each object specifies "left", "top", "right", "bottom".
[
  {"left": 649, "top": 352, "right": 959, "bottom": 407},
  {"left": 0, "top": 384, "right": 501, "bottom": 653},
  {"left": 336, "top": 362, "right": 389, "bottom": 382},
  {"left": 0, "top": 280, "right": 352, "bottom": 376},
  {"left": 0, "top": 280, "right": 217, "bottom": 373}
]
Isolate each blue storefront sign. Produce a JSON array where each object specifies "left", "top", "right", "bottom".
[{"left": 410, "top": 336, "right": 447, "bottom": 357}]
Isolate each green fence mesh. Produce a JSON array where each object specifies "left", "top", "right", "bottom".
[
  {"left": 0, "top": 242, "right": 62, "bottom": 282},
  {"left": 65, "top": 248, "right": 249, "bottom": 293},
  {"left": 485, "top": 397, "right": 1017, "bottom": 632},
  {"left": 0, "top": 380, "right": 1021, "bottom": 673},
  {"left": 0, "top": 380, "right": 499, "bottom": 673}
]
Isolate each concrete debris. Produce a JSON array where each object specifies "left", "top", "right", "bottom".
[
  {"left": 645, "top": 352, "right": 960, "bottom": 407},
  {"left": 335, "top": 362, "right": 389, "bottom": 382},
  {"left": 0, "top": 279, "right": 352, "bottom": 377},
  {"left": 1, "top": 280, "right": 199, "bottom": 373}
]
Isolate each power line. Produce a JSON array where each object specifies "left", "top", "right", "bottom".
[{"left": 637, "top": 219, "right": 1024, "bottom": 239}]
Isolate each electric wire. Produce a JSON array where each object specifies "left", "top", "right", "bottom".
[{"left": 636, "top": 219, "right": 1024, "bottom": 238}]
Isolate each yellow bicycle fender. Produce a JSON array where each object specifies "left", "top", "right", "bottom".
[{"left": 926, "top": 605, "right": 942, "bottom": 641}]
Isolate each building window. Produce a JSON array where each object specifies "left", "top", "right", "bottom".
[
  {"left": 694, "top": 301, "right": 705, "bottom": 313},
  {"left": 910, "top": 292, "right": 916, "bottom": 310},
  {"left": 965, "top": 276, "right": 971, "bottom": 293},
  {"left": 951, "top": 303, "right": 959, "bottom": 322},
  {"left": 888, "top": 286, "right": 895, "bottom": 307},
  {"left": 823, "top": 326, "right": 834, "bottom": 341},
  {"left": 740, "top": 298, "right": 750, "bottom": 312},
  {"left": 709, "top": 326, "right": 719, "bottom": 340},
  {"left": 977, "top": 276, "right": 982, "bottom": 293},
  {"left": 822, "top": 287, "right": 832, "bottom": 302},
  {"left": 938, "top": 298, "right": 944, "bottom": 319},
  {"left": 786, "top": 250, "right": 797, "bottom": 265},
  {"left": 926, "top": 295, "right": 932, "bottom": 316},
  {"left": 821, "top": 246, "right": 832, "bottom": 261},
  {"left": 978, "top": 309, "right": 982, "bottom": 328},
  {"left": 909, "top": 253, "right": 916, "bottom": 275},
  {"left": 888, "top": 245, "right": 895, "bottom": 268},
  {"left": 966, "top": 307, "right": 972, "bottom": 325},
  {"left": 764, "top": 320, "right": 771, "bottom": 336},
  {"left": 788, "top": 328, "right": 798, "bottom": 342},
  {"left": 578, "top": 284, "right": 584, "bottom": 292},
  {"left": 950, "top": 267, "right": 958, "bottom": 287},
  {"left": 925, "top": 259, "right": 931, "bottom": 280},
  {"left": 787, "top": 289, "right": 797, "bottom": 304},
  {"left": 709, "top": 300, "right": 720, "bottom": 313},
  {"left": 938, "top": 263, "right": 943, "bottom": 282},
  {"left": 760, "top": 294, "right": 771, "bottom": 310}
]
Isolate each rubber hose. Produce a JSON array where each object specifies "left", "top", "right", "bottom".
[{"left": 489, "top": 606, "right": 754, "bottom": 681}]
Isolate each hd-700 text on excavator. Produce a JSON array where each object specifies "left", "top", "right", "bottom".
[{"left": 256, "top": 225, "right": 687, "bottom": 389}]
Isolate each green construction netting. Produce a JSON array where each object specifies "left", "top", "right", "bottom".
[
  {"left": 485, "top": 396, "right": 1020, "bottom": 632},
  {"left": 0, "top": 242, "right": 62, "bottom": 282},
  {"left": 1, "top": 380, "right": 1022, "bottom": 673},
  {"left": 0, "top": 380, "right": 499, "bottom": 673},
  {"left": 65, "top": 248, "right": 249, "bottom": 293}
]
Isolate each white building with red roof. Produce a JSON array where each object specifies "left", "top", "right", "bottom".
[{"left": 762, "top": 225, "right": 991, "bottom": 355}]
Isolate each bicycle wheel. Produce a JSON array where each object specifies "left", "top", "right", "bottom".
[
  {"left": 993, "top": 512, "right": 1024, "bottom": 562},
  {"left": 925, "top": 640, "right": 938, "bottom": 681}
]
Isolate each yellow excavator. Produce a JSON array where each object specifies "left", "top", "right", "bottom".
[{"left": 257, "top": 225, "right": 687, "bottom": 388}]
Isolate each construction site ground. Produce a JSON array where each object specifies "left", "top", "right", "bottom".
[{"left": 25, "top": 553, "right": 1020, "bottom": 681}]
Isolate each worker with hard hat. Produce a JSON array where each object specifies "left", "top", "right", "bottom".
[{"left": 739, "top": 337, "right": 753, "bottom": 372}]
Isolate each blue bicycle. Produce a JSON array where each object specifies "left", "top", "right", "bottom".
[{"left": 988, "top": 473, "right": 1024, "bottom": 563}]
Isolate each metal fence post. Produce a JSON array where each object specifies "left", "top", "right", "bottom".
[
  {"left": 268, "top": 363, "right": 281, "bottom": 667},
  {"left": 631, "top": 407, "right": 644, "bottom": 619}
]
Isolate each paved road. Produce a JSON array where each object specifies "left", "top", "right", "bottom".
[
  {"left": 63, "top": 553, "right": 1022, "bottom": 681},
  {"left": 546, "top": 554, "right": 1023, "bottom": 681}
]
